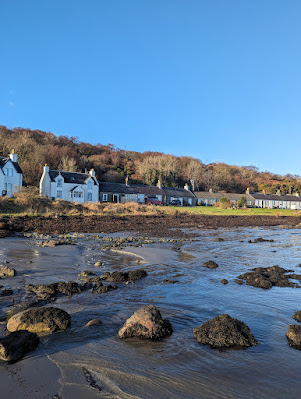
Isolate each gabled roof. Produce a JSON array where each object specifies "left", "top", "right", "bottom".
[
  {"left": 0, "top": 156, "right": 23, "bottom": 174},
  {"left": 49, "top": 170, "right": 97, "bottom": 185},
  {"left": 99, "top": 182, "right": 196, "bottom": 198},
  {"left": 194, "top": 191, "right": 254, "bottom": 201}
]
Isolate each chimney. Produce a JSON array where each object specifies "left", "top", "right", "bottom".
[
  {"left": 125, "top": 176, "right": 129, "bottom": 186},
  {"left": 246, "top": 187, "right": 250, "bottom": 195},
  {"left": 262, "top": 189, "right": 266, "bottom": 195},
  {"left": 295, "top": 192, "right": 300, "bottom": 197},
  {"left": 184, "top": 183, "right": 190, "bottom": 191},
  {"left": 209, "top": 188, "right": 213, "bottom": 193},
  {"left": 276, "top": 189, "right": 281, "bottom": 196},
  {"left": 89, "top": 168, "right": 96, "bottom": 177},
  {"left": 157, "top": 180, "right": 162, "bottom": 189},
  {"left": 190, "top": 179, "right": 195, "bottom": 191},
  {"left": 9, "top": 149, "right": 17, "bottom": 163},
  {"left": 43, "top": 163, "right": 50, "bottom": 173}
]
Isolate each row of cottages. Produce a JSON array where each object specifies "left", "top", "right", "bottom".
[
  {"left": 0, "top": 151, "right": 23, "bottom": 197},
  {"left": 40, "top": 165, "right": 99, "bottom": 202},
  {"left": 99, "top": 180, "right": 197, "bottom": 206},
  {"left": 195, "top": 189, "right": 301, "bottom": 210}
]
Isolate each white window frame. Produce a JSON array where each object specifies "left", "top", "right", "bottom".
[{"left": 103, "top": 193, "right": 108, "bottom": 202}]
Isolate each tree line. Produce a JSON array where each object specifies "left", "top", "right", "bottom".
[{"left": 1, "top": 125, "right": 300, "bottom": 194}]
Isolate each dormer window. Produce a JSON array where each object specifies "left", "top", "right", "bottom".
[
  {"left": 57, "top": 179, "right": 63, "bottom": 187},
  {"left": 88, "top": 180, "right": 92, "bottom": 189},
  {"left": 4, "top": 168, "right": 13, "bottom": 176}
]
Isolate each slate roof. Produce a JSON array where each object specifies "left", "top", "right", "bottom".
[
  {"left": 49, "top": 170, "right": 97, "bottom": 185},
  {"left": 99, "top": 182, "right": 196, "bottom": 198},
  {"left": 194, "top": 192, "right": 254, "bottom": 201},
  {"left": 0, "top": 156, "right": 23, "bottom": 174}
]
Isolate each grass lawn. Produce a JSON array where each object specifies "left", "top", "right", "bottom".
[{"left": 173, "top": 206, "right": 301, "bottom": 217}]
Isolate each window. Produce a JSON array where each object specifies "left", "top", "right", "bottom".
[
  {"left": 4, "top": 168, "right": 13, "bottom": 176},
  {"left": 57, "top": 191, "right": 62, "bottom": 199},
  {"left": 57, "top": 179, "right": 63, "bottom": 187},
  {"left": 74, "top": 191, "right": 83, "bottom": 199},
  {"left": 88, "top": 180, "right": 92, "bottom": 189},
  {"left": 103, "top": 193, "right": 108, "bottom": 202},
  {"left": 88, "top": 192, "right": 92, "bottom": 201}
]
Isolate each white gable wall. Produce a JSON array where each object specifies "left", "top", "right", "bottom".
[{"left": 0, "top": 159, "right": 23, "bottom": 197}]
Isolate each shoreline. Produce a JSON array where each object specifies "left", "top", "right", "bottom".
[{"left": 1, "top": 214, "right": 301, "bottom": 238}]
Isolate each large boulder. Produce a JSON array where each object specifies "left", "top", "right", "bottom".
[
  {"left": 0, "top": 266, "right": 16, "bottom": 278},
  {"left": 118, "top": 305, "right": 173, "bottom": 339},
  {"left": 286, "top": 324, "right": 301, "bottom": 347},
  {"left": 236, "top": 266, "right": 297, "bottom": 289},
  {"left": 0, "top": 330, "right": 39, "bottom": 363},
  {"left": 7, "top": 307, "right": 71, "bottom": 334},
  {"left": 193, "top": 314, "right": 259, "bottom": 349}
]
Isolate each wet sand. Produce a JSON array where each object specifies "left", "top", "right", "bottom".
[{"left": 0, "top": 228, "right": 301, "bottom": 398}]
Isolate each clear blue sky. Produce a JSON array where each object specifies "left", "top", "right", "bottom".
[{"left": 1, "top": 0, "right": 301, "bottom": 175}]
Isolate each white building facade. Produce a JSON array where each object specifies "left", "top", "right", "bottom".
[
  {"left": 0, "top": 151, "right": 23, "bottom": 197},
  {"left": 40, "top": 165, "right": 99, "bottom": 203}
]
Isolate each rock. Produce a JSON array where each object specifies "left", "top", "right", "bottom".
[
  {"left": 100, "top": 269, "right": 147, "bottom": 283},
  {"left": 0, "top": 266, "right": 16, "bottom": 278},
  {"left": 293, "top": 311, "right": 301, "bottom": 322},
  {"left": 92, "top": 283, "right": 117, "bottom": 294},
  {"left": 127, "top": 269, "right": 147, "bottom": 281},
  {"left": 0, "top": 287, "right": 13, "bottom": 296},
  {"left": 248, "top": 237, "right": 274, "bottom": 243},
  {"left": 78, "top": 270, "right": 95, "bottom": 280},
  {"left": 0, "top": 330, "right": 39, "bottom": 363},
  {"left": 193, "top": 314, "right": 259, "bottom": 349},
  {"left": 286, "top": 324, "right": 301, "bottom": 347},
  {"left": 94, "top": 261, "right": 104, "bottom": 267},
  {"left": 25, "top": 281, "right": 81, "bottom": 299},
  {"left": 118, "top": 305, "right": 173, "bottom": 339},
  {"left": 215, "top": 238, "right": 225, "bottom": 242},
  {"left": 7, "top": 307, "right": 71, "bottom": 334},
  {"left": 234, "top": 279, "right": 244, "bottom": 285},
  {"left": 203, "top": 261, "right": 218, "bottom": 269},
  {"left": 85, "top": 319, "right": 102, "bottom": 327},
  {"left": 163, "top": 279, "right": 178, "bottom": 284},
  {"left": 36, "top": 239, "right": 73, "bottom": 247},
  {"left": 236, "top": 266, "right": 297, "bottom": 289},
  {"left": 221, "top": 279, "right": 228, "bottom": 285}
]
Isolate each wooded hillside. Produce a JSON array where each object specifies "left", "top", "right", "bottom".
[{"left": 1, "top": 125, "right": 300, "bottom": 194}]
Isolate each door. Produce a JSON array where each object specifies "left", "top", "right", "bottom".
[{"left": 113, "top": 194, "right": 119, "bottom": 203}]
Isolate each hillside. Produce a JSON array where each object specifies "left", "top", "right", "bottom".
[{"left": 0, "top": 125, "right": 300, "bottom": 194}]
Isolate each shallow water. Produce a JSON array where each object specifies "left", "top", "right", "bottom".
[{"left": 0, "top": 227, "right": 301, "bottom": 398}]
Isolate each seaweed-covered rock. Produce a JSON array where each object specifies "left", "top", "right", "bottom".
[
  {"left": 221, "top": 279, "right": 228, "bottom": 285},
  {"left": 118, "top": 305, "right": 173, "bottom": 339},
  {"left": 7, "top": 307, "right": 71, "bottom": 334},
  {"left": 128, "top": 269, "right": 147, "bottom": 281},
  {"left": 293, "top": 311, "right": 301, "bottom": 322},
  {"left": 215, "top": 238, "right": 225, "bottom": 242},
  {"left": 193, "top": 314, "right": 259, "bottom": 349},
  {"left": 0, "top": 287, "right": 13, "bottom": 296},
  {"left": 36, "top": 239, "right": 73, "bottom": 247},
  {"left": 0, "top": 266, "right": 16, "bottom": 278},
  {"left": 0, "top": 330, "right": 39, "bottom": 362},
  {"left": 203, "top": 261, "right": 218, "bottom": 269},
  {"left": 236, "top": 266, "right": 297, "bottom": 289},
  {"left": 286, "top": 324, "right": 301, "bottom": 348},
  {"left": 92, "top": 282, "right": 117, "bottom": 294},
  {"left": 248, "top": 237, "right": 274, "bottom": 243},
  {"left": 100, "top": 269, "right": 147, "bottom": 283},
  {"left": 25, "top": 281, "right": 82, "bottom": 299}
]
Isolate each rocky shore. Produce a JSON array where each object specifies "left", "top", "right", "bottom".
[{"left": 1, "top": 214, "right": 301, "bottom": 238}]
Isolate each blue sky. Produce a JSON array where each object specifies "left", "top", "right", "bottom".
[{"left": 1, "top": 0, "right": 301, "bottom": 175}]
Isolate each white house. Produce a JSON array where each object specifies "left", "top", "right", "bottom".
[
  {"left": 40, "top": 165, "right": 99, "bottom": 203},
  {"left": 0, "top": 150, "right": 23, "bottom": 197}
]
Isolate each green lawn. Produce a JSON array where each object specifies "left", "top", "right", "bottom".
[{"left": 173, "top": 206, "right": 301, "bottom": 216}]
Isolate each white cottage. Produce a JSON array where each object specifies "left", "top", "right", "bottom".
[
  {"left": 40, "top": 165, "right": 99, "bottom": 203},
  {"left": 0, "top": 150, "right": 23, "bottom": 197}
]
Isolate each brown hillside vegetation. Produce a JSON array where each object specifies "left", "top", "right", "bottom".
[{"left": 1, "top": 125, "right": 300, "bottom": 193}]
